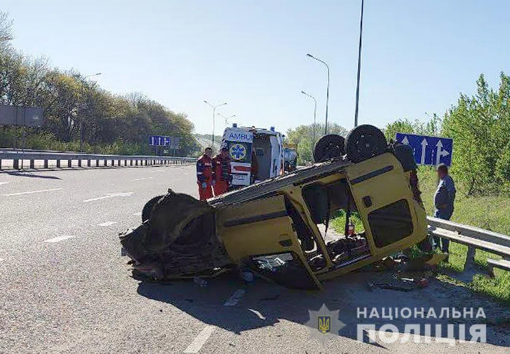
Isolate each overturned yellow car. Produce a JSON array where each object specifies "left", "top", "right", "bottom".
[{"left": 120, "top": 125, "right": 427, "bottom": 290}]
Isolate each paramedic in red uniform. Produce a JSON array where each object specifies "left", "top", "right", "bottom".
[
  {"left": 212, "top": 146, "right": 232, "bottom": 196},
  {"left": 196, "top": 147, "right": 214, "bottom": 200}
]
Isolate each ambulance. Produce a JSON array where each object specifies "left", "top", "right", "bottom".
[{"left": 221, "top": 124, "right": 284, "bottom": 187}]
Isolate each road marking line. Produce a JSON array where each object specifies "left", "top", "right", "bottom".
[
  {"left": 2, "top": 188, "right": 62, "bottom": 196},
  {"left": 0, "top": 258, "right": 4, "bottom": 261},
  {"left": 44, "top": 235, "right": 75, "bottom": 243},
  {"left": 83, "top": 192, "right": 133, "bottom": 203},
  {"left": 131, "top": 177, "right": 153, "bottom": 181},
  {"left": 98, "top": 221, "right": 118, "bottom": 227},
  {"left": 223, "top": 289, "right": 246, "bottom": 307},
  {"left": 0, "top": 182, "right": 9, "bottom": 186},
  {"left": 149, "top": 169, "right": 164, "bottom": 173},
  {"left": 183, "top": 325, "right": 215, "bottom": 353},
  {"left": 248, "top": 309, "right": 266, "bottom": 320},
  {"left": 133, "top": 212, "right": 142, "bottom": 216}
]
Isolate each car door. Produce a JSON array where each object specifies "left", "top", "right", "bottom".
[
  {"left": 216, "top": 194, "right": 322, "bottom": 290},
  {"left": 345, "top": 153, "right": 427, "bottom": 255}
]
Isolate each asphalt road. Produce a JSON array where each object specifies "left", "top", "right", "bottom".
[{"left": 1, "top": 165, "right": 510, "bottom": 354}]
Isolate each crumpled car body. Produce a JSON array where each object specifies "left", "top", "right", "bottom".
[{"left": 120, "top": 148, "right": 427, "bottom": 290}]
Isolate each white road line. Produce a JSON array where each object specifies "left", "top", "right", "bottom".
[
  {"left": 0, "top": 258, "right": 4, "bottom": 261},
  {"left": 98, "top": 221, "right": 118, "bottom": 227},
  {"left": 2, "top": 188, "right": 62, "bottom": 196},
  {"left": 131, "top": 177, "right": 153, "bottom": 181},
  {"left": 133, "top": 212, "right": 142, "bottom": 216},
  {"left": 0, "top": 182, "right": 9, "bottom": 186},
  {"left": 83, "top": 192, "right": 133, "bottom": 203},
  {"left": 223, "top": 289, "right": 246, "bottom": 307},
  {"left": 149, "top": 169, "right": 165, "bottom": 173},
  {"left": 183, "top": 325, "right": 216, "bottom": 353},
  {"left": 44, "top": 235, "right": 75, "bottom": 243},
  {"left": 248, "top": 309, "right": 266, "bottom": 320}
]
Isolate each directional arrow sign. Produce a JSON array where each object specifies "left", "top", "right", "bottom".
[
  {"left": 395, "top": 133, "right": 453, "bottom": 166},
  {"left": 420, "top": 138, "right": 428, "bottom": 165}
]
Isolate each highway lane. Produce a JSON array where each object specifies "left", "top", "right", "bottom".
[{"left": 1, "top": 165, "right": 510, "bottom": 353}]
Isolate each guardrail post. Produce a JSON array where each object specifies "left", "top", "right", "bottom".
[
  {"left": 78, "top": 159, "right": 82, "bottom": 167},
  {"left": 87, "top": 160, "right": 91, "bottom": 167},
  {"left": 13, "top": 159, "right": 19, "bottom": 170},
  {"left": 30, "top": 160, "right": 35, "bottom": 169},
  {"left": 56, "top": 160, "right": 61, "bottom": 168},
  {"left": 464, "top": 246, "right": 476, "bottom": 271},
  {"left": 96, "top": 159, "right": 99, "bottom": 167},
  {"left": 67, "top": 160, "right": 72, "bottom": 168}
]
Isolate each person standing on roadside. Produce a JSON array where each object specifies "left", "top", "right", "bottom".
[
  {"left": 433, "top": 163, "right": 456, "bottom": 253},
  {"left": 196, "top": 147, "right": 214, "bottom": 200},
  {"left": 212, "top": 146, "right": 232, "bottom": 196}
]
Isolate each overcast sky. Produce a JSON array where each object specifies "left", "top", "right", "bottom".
[{"left": 4, "top": 0, "right": 510, "bottom": 135}]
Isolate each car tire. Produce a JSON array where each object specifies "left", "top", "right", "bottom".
[
  {"left": 345, "top": 125, "right": 387, "bottom": 163},
  {"left": 313, "top": 134, "right": 345, "bottom": 163},
  {"left": 141, "top": 195, "right": 164, "bottom": 222}
]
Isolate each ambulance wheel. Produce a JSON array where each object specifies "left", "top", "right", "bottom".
[
  {"left": 142, "top": 195, "right": 164, "bottom": 222},
  {"left": 345, "top": 125, "right": 387, "bottom": 163},
  {"left": 313, "top": 134, "right": 345, "bottom": 163}
]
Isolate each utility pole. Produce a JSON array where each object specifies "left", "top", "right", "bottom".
[
  {"left": 307, "top": 54, "right": 330, "bottom": 135},
  {"left": 204, "top": 100, "right": 227, "bottom": 149}
]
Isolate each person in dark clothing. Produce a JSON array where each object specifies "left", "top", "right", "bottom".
[
  {"left": 212, "top": 146, "right": 232, "bottom": 196},
  {"left": 433, "top": 163, "right": 456, "bottom": 253},
  {"left": 196, "top": 147, "right": 214, "bottom": 200}
]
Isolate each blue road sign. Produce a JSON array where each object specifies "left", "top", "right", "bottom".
[
  {"left": 395, "top": 133, "right": 453, "bottom": 166},
  {"left": 149, "top": 135, "right": 180, "bottom": 149},
  {"left": 149, "top": 135, "right": 170, "bottom": 146}
]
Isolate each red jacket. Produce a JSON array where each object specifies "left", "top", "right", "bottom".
[
  {"left": 196, "top": 154, "right": 213, "bottom": 184},
  {"left": 212, "top": 154, "right": 232, "bottom": 182}
]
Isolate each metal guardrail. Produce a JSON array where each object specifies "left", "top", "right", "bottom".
[
  {"left": 427, "top": 216, "right": 510, "bottom": 272},
  {"left": 0, "top": 150, "right": 196, "bottom": 170}
]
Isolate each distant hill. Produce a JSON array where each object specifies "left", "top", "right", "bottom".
[{"left": 194, "top": 134, "right": 222, "bottom": 151}]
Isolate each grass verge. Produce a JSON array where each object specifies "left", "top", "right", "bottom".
[{"left": 331, "top": 167, "right": 510, "bottom": 304}]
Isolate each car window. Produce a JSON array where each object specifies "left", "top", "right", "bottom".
[{"left": 368, "top": 199, "right": 414, "bottom": 247}]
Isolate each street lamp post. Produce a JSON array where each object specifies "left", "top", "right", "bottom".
[
  {"left": 354, "top": 0, "right": 365, "bottom": 128},
  {"left": 301, "top": 90, "right": 317, "bottom": 145},
  {"left": 80, "top": 72, "right": 102, "bottom": 152},
  {"left": 204, "top": 100, "right": 227, "bottom": 148},
  {"left": 218, "top": 113, "right": 236, "bottom": 128},
  {"left": 307, "top": 53, "right": 330, "bottom": 135}
]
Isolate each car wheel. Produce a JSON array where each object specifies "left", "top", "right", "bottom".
[
  {"left": 313, "top": 134, "right": 345, "bottom": 163},
  {"left": 345, "top": 125, "right": 387, "bottom": 163},
  {"left": 141, "top": 195, "right": 164, "bottom": 222}
]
